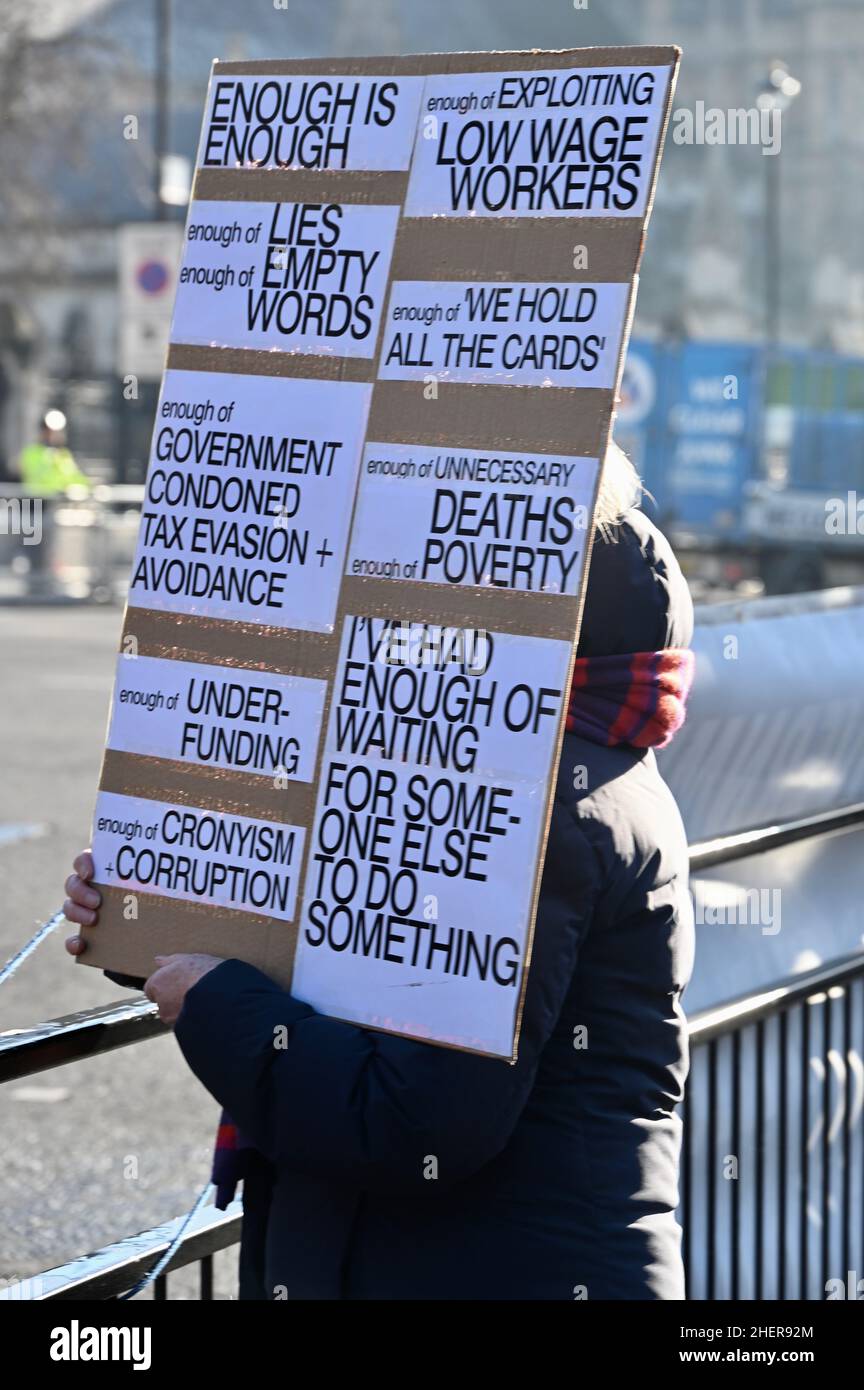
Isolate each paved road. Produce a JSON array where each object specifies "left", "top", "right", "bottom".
[{"left": 0, "top": 605, "right": 235, "bottom": 1296}]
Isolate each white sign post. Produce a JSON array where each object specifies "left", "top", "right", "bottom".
[{"left": 117, "top": 223, "right": 184, "bottom": 381}]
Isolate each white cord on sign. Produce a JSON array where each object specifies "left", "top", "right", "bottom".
[
  {"left": 0, "top": 909, "right": 66, "bottom": 987},
  {"left": 119, "top": 1182, "right": 216, "bottom": 1300}
]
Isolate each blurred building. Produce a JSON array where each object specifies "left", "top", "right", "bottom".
[
  {"left": 0, "top": 0, "right": 861, "bottom": 479},
  {"left": 629, "top": 0, "right": 864, "bottom": 353}
]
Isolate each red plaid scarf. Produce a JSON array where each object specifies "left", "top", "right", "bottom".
[
  {"left": 211, "top": 645, "right": 694, "bottom": 1206},
  {"left": 566, "top": 648, "right": 694, "bottom": 749}
]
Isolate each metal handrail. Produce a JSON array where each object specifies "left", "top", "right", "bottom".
[
  {"left": 688, "top": 947, "right": 864, "bottom": 1044},
  {"left": 5, "top": 944, "right": 862, "bottom": 1086},
  {"left": 0, "top": 996, "right": 166, "bottom": 1084},
  {"left": 0, "top": 1201, "right": 242, "bottom": 1301},
  {"left": 0, "top": 482, "right": 145, "bottom": 503},
  {"left": 688, "top": 801, "right": 864, "bottom": 872}
]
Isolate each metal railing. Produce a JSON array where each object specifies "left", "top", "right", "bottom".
[
  {"left": 683, "top": 805, "right": 864, "bottom": 1301},
  {"left": 2, "top": 802, "right": 863, "bottom": 1299},
  {"left": 684, "top": 950, "right": 864, "bottom": 1300},
  {"left": 0, "top": 482, "right": 144, "bottom": 604},
  {"left": 0, "top": 1202, "right": 242, "bottom": 1302}
]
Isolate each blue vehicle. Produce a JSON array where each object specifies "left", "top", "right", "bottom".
[{"left": 618, "top": 340, "right": 864, "bottom": 593}]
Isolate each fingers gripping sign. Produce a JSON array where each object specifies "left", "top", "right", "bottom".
[
  {"left": 143, "top": 953, "right": 225, "bottom": 1027},
  {"left": 64, "top": 845, "right": 225, "bottom": 1024},
  {"left": 63, "top": 849, "right": 101, "bottom": 955}
]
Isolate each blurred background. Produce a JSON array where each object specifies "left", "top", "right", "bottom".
[
  {"left": 2, "top": 0, "right": 863, "bottom": 1302},
  {"left": 2, "top": 0, "right": 863, "bottom": 601}
]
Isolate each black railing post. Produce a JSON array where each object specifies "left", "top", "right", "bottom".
[
  {"left": 841, "top": 982, "right": 852, "bottom": 1282},
  {"left": 731, "top": 1030, "right": 741, "bottom": 1300},
  {"left": 778, "top": 1008, "right": 788, "bottom": 1301},
  {"left": 706, "top": 1039, "right": 718, "bottom": 1301},
  {"left": 754, "top": 1018, "right": 765, "bottom": 1301},
  {"left": 800, "top": 1002, "right": 810, "bottom": 1300},
  {"left": 821, "top": 992, "right": 833, "bottom": 1295}
]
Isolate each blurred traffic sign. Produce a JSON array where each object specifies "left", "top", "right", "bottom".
[
  {"left": 117, "top": 224, "right": 183, "bottom": 381},
  {"left": 618, "top": 349, "right": 657, "bottom": 427}
]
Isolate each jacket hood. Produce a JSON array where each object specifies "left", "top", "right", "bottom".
[{"left": 576, "top": 508, "right": 694, "bottom": 659}]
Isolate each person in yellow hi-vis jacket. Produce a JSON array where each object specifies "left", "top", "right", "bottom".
[
  {"left": 18, "top": 410, "right": 90, "bottom": 497},
  {"left": 17, "top": 410, "right": 91, "bottom": 587}
]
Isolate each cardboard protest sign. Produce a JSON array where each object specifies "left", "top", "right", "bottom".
[{"left": 83, "top": 48, "right": 679, "bottom": 1059}]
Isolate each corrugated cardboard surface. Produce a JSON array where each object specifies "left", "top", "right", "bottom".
[{"left": 81, "top": 47, "right": 680, "bottom": 1058}]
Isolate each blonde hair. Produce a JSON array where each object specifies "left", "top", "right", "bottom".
[{"left": 594, "top": 439, "right": 643, "bottom": 536}]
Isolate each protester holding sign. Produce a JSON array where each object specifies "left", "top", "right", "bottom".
[
  {"left": 63, "top": 46, "right": 692, "bottom": 1298},
  {"left": 65, "top": 449, "right": 696, "bottom": 1300}
]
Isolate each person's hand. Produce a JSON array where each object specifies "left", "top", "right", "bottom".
[
  {"left": 144, "top": 954, "right": 225, "bottom": 1027},
  {"left": 64, "top": 853, "right": 225, "bottom": 1014},
  {"left": 64, "top": 849, "right": 101, "bottom": 956}
]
